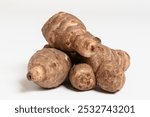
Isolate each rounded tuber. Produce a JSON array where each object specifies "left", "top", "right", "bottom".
[
  {"left": 69, "top": 63, "right": 96, "bottom": 91},
  {"left": 27, "top": 48, "right": 71, "bottom": 88},
  {"left": 84, "top": 45, "right": 130, "bottom": 92},
  {"left": 96, "top": 61, "right": 126, "bottom": 92}
]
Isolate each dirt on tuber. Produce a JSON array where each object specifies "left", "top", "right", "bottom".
[
  {"left": 69, "top": 63, "right": 96, "bottom": 91},
  {"left": 84, "top": 45, "right": 130, "bottom": 92}
]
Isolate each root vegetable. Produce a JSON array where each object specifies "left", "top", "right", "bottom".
[
  {"left": 84, "top": 46, "right": 130, "bottom": 73},
  {"left": 27, "top": 48, "right": 71, "bottom": 88},
  {"left": 96, "top": 61, "right": 126, "bottom": 92},
  {"left": 42, "top": 12, "right": 101, "bottom": 57},
  {"left": 69, "top": 63, "right": 96, "bottom": 91},
  {"left": 41, "top": 12, "right": 130, "bottom": 92},
  {"left": 84, "top": 45, "right": 130, "bottom": 92}
]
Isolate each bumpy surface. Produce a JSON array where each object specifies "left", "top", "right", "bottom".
[
  {"left": 41, "top": 11, "right": 130, "bottom": 93},
  {"left": 69, "top": 64, "right": 96, "bottom": 91},
  {"left": 96, "top": 61, "right": 126, "bottom": 92},
  {"left": 42, "top": 12, "right": 100, "bottom": 57},
  {"left": 27, "top": 48, "right": 71, "bottom": 88},
  {"left": 85, "top": 45, "right": 130, "bottom": 73},
  {"left": 85, "top": 45, "right": 130, "bottom": 92}
]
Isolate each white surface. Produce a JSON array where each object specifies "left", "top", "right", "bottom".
[{"left": 0, "top": 0, "right": 150, "bottom": 100}]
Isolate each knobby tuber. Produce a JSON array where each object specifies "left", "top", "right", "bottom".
[
  {"left": 41, "top": 12, "right": 130, "bottom": 93},
  {"left": 84, "top": 46, "right": 130, "bottom": 92},
  {"left": 27, "top": 48, "right": 71, "bottom": 88},
  {"left": 69, "top": 63, "right": 96, "bottom": 91},
  {"left": 42, "top": 12, "right": 101, "bottom": 57}
]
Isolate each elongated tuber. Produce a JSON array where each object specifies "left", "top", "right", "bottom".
[
  {"left": 27, "top": 48, "right": 71, "bottom": 88},
  {"left": 42, "top": 12, "right": 101, "bottom": 57},
  {"left": 69, "top": 63, "right": 96, "bottom": 91}
]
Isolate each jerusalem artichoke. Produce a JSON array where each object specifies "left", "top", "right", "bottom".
[
  {"left": 69, "top": 63, "right": 96, "bottom": 91},
  {"left": 41, "top": 12, "right": 130, "bottom": 93},
  {"left": 42, "top": 12, "right": 100, "bottom": 57},
  {"left": 27, "top": 48, "right": 71, "bottom": 88}
]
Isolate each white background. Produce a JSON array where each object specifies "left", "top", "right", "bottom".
[{"left": 0, "top": 0, "right": 150, "bottom": 100}]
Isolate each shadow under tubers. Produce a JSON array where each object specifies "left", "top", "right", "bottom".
[{"left": 20, "top": 78, "right": 43, "bottom": 92}]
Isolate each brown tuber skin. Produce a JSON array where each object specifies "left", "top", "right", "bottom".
[
  {"left": 84, "top": 46, "right": 130, "bottom": 92},
  {"left": 27, "top": 48, "right": 71, "bottom": 88},
  {"left": 44, "top": 44, "right": 83, "bottom": 65},
  {"left": 69, "top": 63, "right": 96, "bottom": 91},
  {"left": 96, "top": 61, "right": 126, "bottom": 92},
  {"left": 42, "top": 12, "right": 130, "bottom": 93},
  {"left": 42, "top": 12, "right": 101, "bottom": 58}
]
